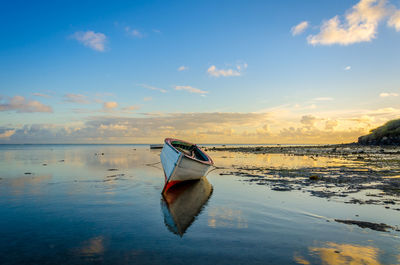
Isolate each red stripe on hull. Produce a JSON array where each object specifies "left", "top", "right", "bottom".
[{"left": 163, "top": 180, "right": 182, "bottom": 193}]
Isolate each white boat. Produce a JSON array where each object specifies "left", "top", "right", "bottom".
[
  {"left": 161, "top": 177, "right": 213, "bottom": 236},
  {"left": 160, "top": 138, "right": 214, "bottom": 192}
]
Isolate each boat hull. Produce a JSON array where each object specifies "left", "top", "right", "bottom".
[{"left": 160, "top": 139, "right": 213, "bottom": 191}]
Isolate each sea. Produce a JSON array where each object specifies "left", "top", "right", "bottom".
[{"left": 0, "top": 144, "right": 399, "bottom": 264}]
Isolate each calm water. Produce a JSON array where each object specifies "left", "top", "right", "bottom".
[{"left": 0, "top": 145, "right": 399, "bottom": 264}]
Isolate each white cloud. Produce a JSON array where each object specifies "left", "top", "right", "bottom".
[
  {"left": 0, "top": 96, "right": 53, "bottom": 113},
  {"left": 152, "top": 29, "right": 161, "bottom": 34},
  {"left": 307, "top": 0, "right": 387, "bottom": 46},
  {"left": 388, "top": 10, "right": 400, "bottom": 31},
  {"left": 344, "top": 66, "right": 351, "bottom": 71},
  {"left": 143, "top": 97, "right": 152, "bottom": 101},
  {"left": 103, "top": 101, "right": 118, "bottom": 109},
  {"left": 125, "top": 27, "right": 143, "bottom": 38},
  {"left": 138, "top": 84, "right": 167, "bottom": 93},
  {"left": 174, "top": 85, "right": 208, "bottom": 94},
  {"left": 63, "top": 94, "right": 90, "bottom": 104},
  {"left": 72, "top": 31, "right": 107, "bottom": 51},
  {"left": 291, "top": 21, "right": 309, "bottom": 36},
  {"left": 379, "top": 92, "right": 399, "bottom": 97},
  {"left": 178, "top": 66, "right": 188, "bottom": 71},
  {"left": 207, "top": 63, "right": 247, "bottom": 77}
]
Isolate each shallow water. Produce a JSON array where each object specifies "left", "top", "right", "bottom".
[{"left": 0, "top": 145, "right": 399, "bottom": 264}]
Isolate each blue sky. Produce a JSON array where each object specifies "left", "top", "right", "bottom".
[{"left": 1, "top": 0, "right": 400, "bottom": 143}]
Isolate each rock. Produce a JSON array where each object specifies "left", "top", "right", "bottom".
[
  {"left": 335, "top": 219, "right": 394, "bottom": 232},
  {"left": 271, "top": 186, "right": 292, "bottom": 191}
]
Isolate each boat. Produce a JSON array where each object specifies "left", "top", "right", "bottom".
[
  {"left": 149, "top": 144, "right": 163, "bottom": 149},
  {"left": 160, "top": 138, "right": 213, "bottom": 192},
  {"left": 161, "top": 178, "right": 213, "bottom": 236}
]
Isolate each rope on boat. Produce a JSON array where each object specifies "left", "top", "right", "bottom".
[{"left": 205, "top": 165, "right": 227, "bottom": 176}]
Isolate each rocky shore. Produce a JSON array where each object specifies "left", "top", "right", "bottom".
[
  {"left": 209, "top": 143, "right": 400, "bottom": 209},
  {"left": 208, "top": 143, "right": 400, "bottom": 157}
]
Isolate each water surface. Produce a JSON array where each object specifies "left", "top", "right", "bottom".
[{"left": 0, "top": 145, "right": 399, "bottom": 264}]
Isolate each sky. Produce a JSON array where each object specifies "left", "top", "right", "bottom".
[{"left": 1, "top": 0, "right": 400, "bottom": 144}]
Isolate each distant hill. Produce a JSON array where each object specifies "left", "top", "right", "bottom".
[{"left": 358, "top": 118, "right": 400, "bottom": 145}]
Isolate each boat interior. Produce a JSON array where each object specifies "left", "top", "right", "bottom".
[{"left": 171, "top": 141, "right": 209, "bottom": 162}]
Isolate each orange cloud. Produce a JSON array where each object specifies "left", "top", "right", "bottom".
[
  {"left": 103, "top": 101, "right": 118, "bottom": 109},
  {"left": 0, "top": 96, "right": 52, "bottom": 113}
]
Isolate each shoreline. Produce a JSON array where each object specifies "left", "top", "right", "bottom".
[
  {"left": 207, "top": 143, "right": 400, "bottom": 157},
  {"left": 209, "top": 143, "right": 400, "bottom": 210}
]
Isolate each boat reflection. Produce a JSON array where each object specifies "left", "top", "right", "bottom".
[{"left": 161, "top": 177, "right": 213, "bottom": 236}]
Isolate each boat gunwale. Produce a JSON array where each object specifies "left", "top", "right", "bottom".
[{"left": 164, "top": 138, "right": 214, "bottom": 166}]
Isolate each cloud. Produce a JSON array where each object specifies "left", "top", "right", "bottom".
[
  {"left": 0, "top": 128, "right": 15, "bottom": 138},
  {"left": 291, "top": 21, "right": 309, "bottom": 36},
  {"left": 178, "top": 66, "right": 188, "bottom": 71},
  {"left": 300, "top": 115, "right": 319, "bottom": 127},
  {"left": 307, "top": 0, "right": 387, "bottom": 46},
  {"left": 72, "top": 31, "right": 107, "bottom": 51},
  {"left": 103, "top": 101, "right": 118, "bottom": 110},
  {"left": 125, "top": 27, "right": 143, "bottom": 38},
  {"left": 143, "top": 97, "right": 152, "bottom": 101},
  {"left": 207, "top": 63, "right": 247, "bottom": 77},
  {"left": 152, "top": 29, "right": 161, "bottom": 34},
  {"left": 174, "top": 85, "right": 208, "bottom": 94},
  {"left": 63, "top": 93, "right": 90, "bottom": 104},
  {"left": 379, "top": 92, "right": 399, "bottom": 97},
  {"left": 344, "top": 66, "right": 351, "bottom": 70},
  {"left": 33, "top": 93, "right": 52, "bottom": 98},
  {"left": 138, "top": 84, "right": 167, "bottom": 93},
  {"left": 0, "top": 96, "right": 52, "bottom": 113},
  {"left": 121, "top": 105, "right": 140, "bottom": 112},
  {"left": 3, "top": 105, "right": 400, "bottom": 144},
  {"left": 325, "top": 119, "right": 339, "bottom": 130},
  {"left": 278, "top": 125, "right": 366, "bottom": 144},
  {"left": 2, "top": 112, "right": 271, "bottom": 144},
  {"left": 388, "top": 9, "right": 400, "bottom": 31}
]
